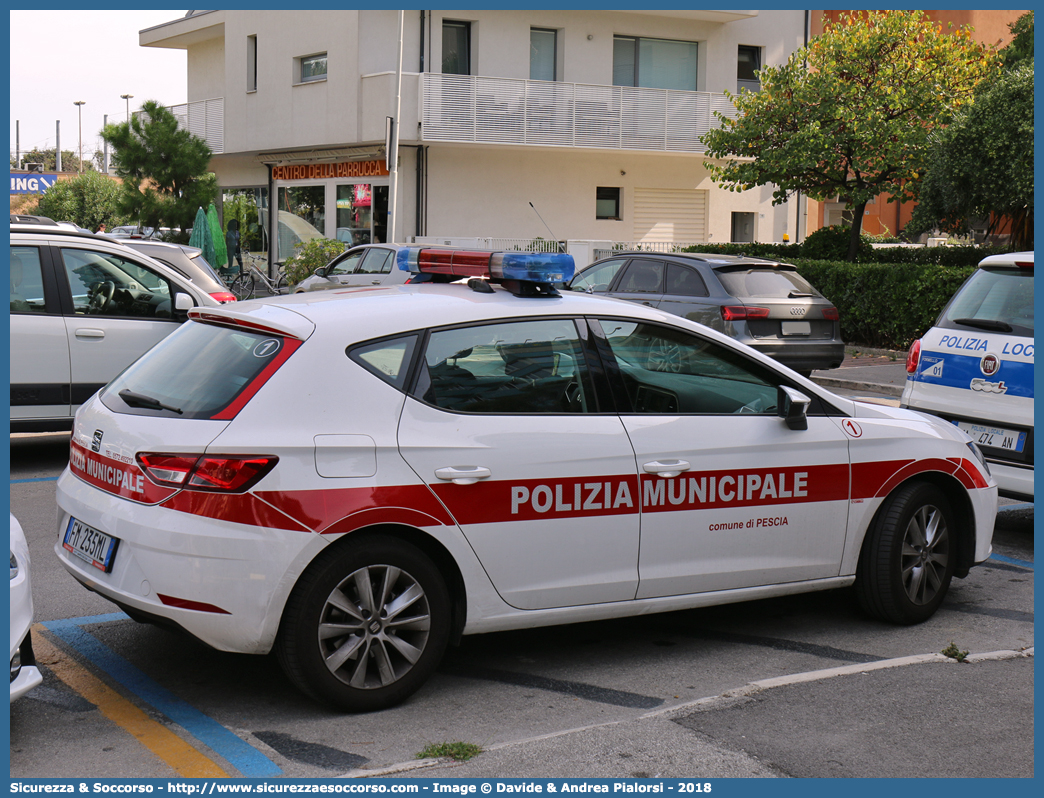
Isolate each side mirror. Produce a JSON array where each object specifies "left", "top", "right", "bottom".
[
  {"left": 777, "top": 385, "right": 810, "bottom": 431},
  {"left": 174, "top": 293, "right": 194, "bottom": 312}
]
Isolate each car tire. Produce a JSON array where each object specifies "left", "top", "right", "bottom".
[
  {"left": 855, "top": 481, "right": 955, "bottom": 625},
  {"left": 275, "top": 274, "right": 289, "bottom": 294},
  {"left": 230, "top": 273, "right": 254, "bottom": 301},
  {"left": 276, "top": 536, "right": 451, "bottom": 712}
]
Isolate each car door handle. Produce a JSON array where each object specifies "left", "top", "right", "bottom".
[
  {"left": 371, "top": 280, "right": 381, "bottom": 285},
  {"left": 434, "top": 466, "right": 492, "bottom": 485},
  {"left": 74, "top": 328, "right": 105, "bottom": 339},
  {"left": 643, "top": 460, "right": 690, "bottom": 478}
]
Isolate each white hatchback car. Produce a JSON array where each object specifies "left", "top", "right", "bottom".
[
  {"left": 902, "top": 252, "right": 1033, "bottom": 501},
  {"left": 56, "top": 248, "right": 998, "bottom": 712},
  {"left": 10, "top": 220, "right": 221, "bottom": 432},
  {"left": 11, "top": 514, "right": 43, "bottom": 702}
]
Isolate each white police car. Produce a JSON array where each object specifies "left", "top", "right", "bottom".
[
  {"left": 56, "top": 248, "right": 998, "bottom": 712},
  {"left": 902, "top": 252, "right": 1033, "bottom": 501}
]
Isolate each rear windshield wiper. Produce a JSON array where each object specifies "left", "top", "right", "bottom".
[
  {"left": 118, "top": 388, "right": 183, "bottom": 415},
  {"left": 952, "top": 318, "right": 1014, "bottom": 333}
]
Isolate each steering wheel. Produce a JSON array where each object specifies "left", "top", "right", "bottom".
[{"left": 88, "top": 280, "right": 116, "bottom": 314}]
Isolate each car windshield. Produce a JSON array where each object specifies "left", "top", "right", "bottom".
[
  {"left": 715, "top": 266, "right": 821, "bottom": 299},
  {"left": 939, "top": 267, "right": 1033, "bottom": 336}
]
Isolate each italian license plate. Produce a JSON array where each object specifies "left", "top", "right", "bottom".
[
  {"left": 63, "top": 517, "right": 120, "bottom": 573},
  {"left": 781, "top": 321, "right": 811, "bottom": 336},
  {"left": 955, "top": 421, "right": 1027, "bottom": 453}
]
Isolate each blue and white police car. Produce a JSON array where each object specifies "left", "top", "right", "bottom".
[
  {"left": 56, "top": 248, "right": 997, "bottom": 712},
  {"left": 902, "top": 252, "right": 1033, "bottom": 501}
]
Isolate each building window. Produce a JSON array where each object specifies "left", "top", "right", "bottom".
[
  {"left": 247, "top": 35, "right": 257, "bottom": 92},
  {"left": 737, "top": 45, "right": 761, "bottom": 93},
  {"left": 443, "top": 20, "right": 471, "bottom": 75},
  {"left": 613, "top": 36, "right": 698, "bottom": 91},
  {"left": 731, "top": 212, "right": 755, "bottom": 243},
  {"left": 297, "top": 52, "right": 327, "bottom": 84},
  {"left": 596, "top": 187, "right": 621, "bottom": 220},
  {"left": 530, "top": 28, "right": 557, "bottom": 81}
]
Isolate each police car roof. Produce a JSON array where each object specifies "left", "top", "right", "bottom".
[{"left": 208, "top": 282, "right": 665, "bottom": 342}]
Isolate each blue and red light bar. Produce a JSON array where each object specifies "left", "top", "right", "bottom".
[{"left": 396, "top": 247, "right": 575, "bottom": 284}]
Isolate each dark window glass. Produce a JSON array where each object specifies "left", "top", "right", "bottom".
[
  {"left": 102, "top": 323, "right": 292, "bottom": 419},
  {"left": 301, "top": 53, "right": 327, "bottom": 83},
  {"left": 60, "top": 248, "right": 175, "bottom": 319},
  {"left": 416, "top": 319, "right": 594, "bottom": 414},
  {"left": 349, "top": 336, "right": 418, "bottom": 391},
  {"left": 443, "top": 21, "right": 471, "bottom": 75},
  {"left": 596, "top": 187, "right": 620, "bottom": 219},
  {"left": 531, "top": 28, "right": 556, "bottom": 81},
  {"left": 597, "top": 320, "right": 781, "bottom": 415},
  {"left": 10, "top": 246, "right": 48, "bottom": 313},
  {"left": 570, "top": 258, "right": 626, "bottom": 293},
  {"left": 327, "top": 249, "right": 366, "bottom": 276},
  {"left": 616, "top": 259, "right": 664, "bottom": 294},
  {"left": 664, "top": 263, "right": 708, "bottom": 297},
  {"left": 738, "top": 46, "right": 761, "bottom": 81},
  {"left": 614, "top": 36, "right": 698, "bottom": 90},
  {"left": 358, "top": 248, "right": 395, "bottom": 275},
  {"left": 715, "top": 267, "right": 821, "bottom": 299}
]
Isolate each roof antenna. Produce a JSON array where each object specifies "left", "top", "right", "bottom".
[{"left": 529, "top": 202, "right": 564, "bottom": 252}]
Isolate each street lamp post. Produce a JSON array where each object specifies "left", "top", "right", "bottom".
[
  {"left": 120, "top": 94, "right": 133, "bottom": 122},
  {"left": 73, "top": 101, "right": 85, "bottom": 173}
]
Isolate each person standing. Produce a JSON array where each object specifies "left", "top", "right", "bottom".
[{"left": 225, "top": 219, "right": 243, "bottom": 275}]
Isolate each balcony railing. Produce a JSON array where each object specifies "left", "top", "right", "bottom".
[
  {"left": 421, "top": 73, "right": 736, "bottom": 154},
  {"left": 167, "top": 98, "right": 224, "bottom": 154}
]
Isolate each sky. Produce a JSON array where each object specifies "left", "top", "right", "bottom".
[{"left": 10, "top": 10, "right": 189, "bottom": 166}]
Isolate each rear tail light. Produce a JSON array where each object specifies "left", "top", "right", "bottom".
[
  {"left": 822, "top": 306, "right": 840, "bottom": 321},
  {"left": 210, "top": 291, "right": 237, "bottom": 304},
  {"left": 137, "top": 453, "right": 278, "bottom": 493},
  {"left": 721, "top": 305, "right": 771, "bottom": 321},
  {"left": 906, "top": 339, "right": 921, "bottom": 374}
]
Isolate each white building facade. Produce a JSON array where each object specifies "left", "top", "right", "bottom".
[{"left": 142, "top": 9, "right": 809, "bottom": 262}]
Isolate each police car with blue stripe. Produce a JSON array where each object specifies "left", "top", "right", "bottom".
[{"left": 902, "top": 251, "right": 1033, "bottom": 501}]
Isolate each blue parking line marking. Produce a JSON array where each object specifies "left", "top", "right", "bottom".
[
  {"left": 989, "top": 553, "right": 1034, "bottom": 569},
  {"left": 10, "top": 476, "right": 60, "bottom": 484},
  {"left": 43, "top": 614, "right": 282, "bottom": 777}
]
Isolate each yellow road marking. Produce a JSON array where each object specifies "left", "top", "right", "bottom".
[{"left": 32, "top": 626, "right": 229, "bottom": 778}]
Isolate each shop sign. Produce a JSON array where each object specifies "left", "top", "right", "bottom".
[
  {"left": 10, "top": 173, "right": 59, "bottom": 194},
  {"left": 273, "top": 161, "right": 388, "bottom": 181}
]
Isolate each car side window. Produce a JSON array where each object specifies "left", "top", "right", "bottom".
[
  {"left": 10, "top": 246, "right": 48, "bottom": 314},
  {"left": 570, "top": 258, "right": 626, "bottom": 293},
  {"left": 358, "top": 249, "right": 395, "bottom": 275},
  {"left": 616, "top": 259, "right": 664, "bottom": 293},
  {"left": 60, "top": 248, "right": 175, "bottom": 319},
  {"left": 328, "top": 250, "right": 365, "bottom": 276},
  {"left": 415, "top": 319, "right": 595, "bottom": 414},
  {"left": 596, "top": 319, "right": 780, "bottom": 415},
  {"left": 664, "top": 263, "right": 709, "bottom": 297},
  {"left": 348, "top": 336, "right": 418, "bottom": 391}
]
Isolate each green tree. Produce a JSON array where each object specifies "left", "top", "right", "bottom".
[
  {"left": 35, "top": 171, "right": 126, "bottom": 231},
  {"left": 702, "top": 10, "right": 1000, "bottom": 261},
  {"left": 11, "top": 147, "right": 91, "bottom": 173},
  {"left": 909, "top": 13, "right": 1034, "bottom": 249},
  {"left": 101, "top": 99, "right": 217, "bottom": 233}
]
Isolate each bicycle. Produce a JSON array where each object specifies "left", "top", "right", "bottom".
[{"left": 226, "top": 253, "right": 289, "bottom": 300}]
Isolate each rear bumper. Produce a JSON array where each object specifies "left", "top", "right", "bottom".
[{"left": 746, "top": 340, "right": 846, "bottom": 373}]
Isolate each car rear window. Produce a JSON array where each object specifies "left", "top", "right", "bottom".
[
  {"left": 938, "top": 267, "right": 1033, "bottom": 336},
  {"left": 101, "top": 321, "right": 299, "bottom": 420},
  {"left": 715, "top": 266, "right": 821, "bottom": 299}
]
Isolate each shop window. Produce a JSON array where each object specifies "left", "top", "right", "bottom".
[
  {"left": 596, "top": 187, "right": 621, "bottom": 220},
  {"left": 443, "top": 21, "right": 471, "bottom": 75},
  {"left": 297, "top": 52, "right": 327, "bottom": 84},
  {"left": 613, "top": 36, "right": 698, "bottom": 91},
  {"left": 277, "top": 185, "right": 325, "bottom": 261},
  {"left": 737, "top": 46, "right": 761, "bottom": 93},
  {"left": 530, "top": 28, "right": 557, "bottom": 81},
  {"left": 247, "top": 35, "right": 257, "bottom": 92}
]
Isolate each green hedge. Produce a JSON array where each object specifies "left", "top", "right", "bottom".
[
  {"left": 790, "top": 259, "right": 975, "bottom": 350},
  {"left": 681, "top": 241, "right": 1000, "bottom": 267}
]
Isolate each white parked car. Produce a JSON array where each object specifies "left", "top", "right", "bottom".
[
  {"left": 902, "top": 251, "right": 1033, "bottom": 501},
  {"left": 293, "top": 244, "right": 411, "bottom": 293},
  {"left": 56, "top": 248, "right": 997, "bottom": 712},
  {"left": 11, "top": 514, "right": 43, "bottom": 702},
  {"left": 10, "top": 219, "right": 221, "bottom": 432}
]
